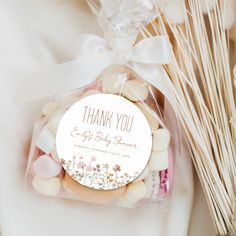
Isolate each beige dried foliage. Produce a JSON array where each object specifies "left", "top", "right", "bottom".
[{"left": 144, "top": 0, "right": 236, "bottom": 235}]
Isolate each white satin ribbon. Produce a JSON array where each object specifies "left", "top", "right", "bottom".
[
  {"left": 75, "top": 34, "right": 173, "bottom": 65},
  {"left": 16, "top": 34, "right": 175, "bottom": 105}
]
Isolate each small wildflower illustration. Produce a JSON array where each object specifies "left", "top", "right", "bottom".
[{"left": 60, "top": 155, "right": 139, "bottom": 190}]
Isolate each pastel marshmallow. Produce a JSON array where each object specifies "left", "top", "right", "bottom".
[
  {"left": 41, "top": 102, "right": 58, "bottom": 116},
  {"left": 152, "top": 128, "right": 170, "bottom": 152},
  {"left": 62, "top": 173, "right": 126, "bottom": 203},
  {"left": 135, "top": 103, "right": 159, "bottom": 130},
  {"left": 149, "top": 150, "right": 169, "bottom": 171},
  {"left": 32, "top": 176, "right": 61, "bottom": 197},
  {"left": 133, "top": 165, "right": 149, "bottom": 183},
  {"left": 121, "top": 181, "right": 147, "bottom": 205},
  {"left": 47, "top": 111, "right": 65, "bottom": 135},
  {"left": 32, "top": 154, "right": 62, "bottom": 178},
  {"left": 35, "top": 125, "right": 55, "bottom": 154},
  {"left": 101, "top": 71, "right": 127, "bottom": 94},
  {"left": 122, "top": 79, "right": 149, "bottom": 102}
]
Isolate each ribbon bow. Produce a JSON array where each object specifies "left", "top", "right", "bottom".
[
  {"left": 15, "top": 34, "right": 174, "bottom": 103},
  {"left": 75, "top": 34, "right": 172, "bottom": 65}
]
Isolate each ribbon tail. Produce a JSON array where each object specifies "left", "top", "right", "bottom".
[{"left": 13, "top": 58, "right": 110, "bottom": 104}]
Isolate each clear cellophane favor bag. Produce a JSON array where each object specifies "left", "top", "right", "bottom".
[{"left": 25, "top": 0, "right": 180, "bottom": 208}]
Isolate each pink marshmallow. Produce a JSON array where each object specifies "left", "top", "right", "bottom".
[{"left": 32, "top": 154, "right": 62, "bottom": 178}]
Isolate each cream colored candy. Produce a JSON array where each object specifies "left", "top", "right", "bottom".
[
  {"left": 32, "top": 176, "right": 61, "bottom": 197},
  {"left": 47, "top": 111, "right": 65, "bottom": 135},
  {"left": 133, "top": 165, "right": 149, "bottom": 183},
  {"left": 41, "top": 102, "right": 58, "bottom": 116},
  {"left": 102, "top": 71, "right": 127, "bottom": 94},
  {"left": 121, "top": 181, "right": 147, "bottom": 205},
  {"left": 62, "top": 173, "right": 126, "bottom": 203},
  {"left": 35, "top": 125, "right": 55, "bottom": 154},
  {"left": 135, "top": 102, "right": 159, "bottom": 130},
  {"left": 152, "top": 128, "right": 170, "bottom": 152},
  {"left": 149, "top": 150, "right": 169, "bottom": 171},
  {"left": 50, "top": 146, "right": 60, "bottom": 162},
  {"left": 81, "top": 90, "right": 101, "bottom": 98},
  {"left": 32, "top": 154, "right": 62, "bottom": 177},
  {"left": 122, "top": 79, "right": 149, "bottom": 102}
]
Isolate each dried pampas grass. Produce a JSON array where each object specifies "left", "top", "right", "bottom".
[{"left": 144, "top": 0, "right": 236, "bottom": 235}]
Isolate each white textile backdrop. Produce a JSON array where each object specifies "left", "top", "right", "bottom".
[{"left": 0, "top": 1, "right": 215, "bottom": 235}]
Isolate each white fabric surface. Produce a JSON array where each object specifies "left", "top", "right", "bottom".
[{"left": 0, "top": 1, "right": 215, "bottom": 235}]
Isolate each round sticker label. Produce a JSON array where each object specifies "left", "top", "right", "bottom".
[{"left": 56, "top": 94, "right": 152, "bottom": 190}]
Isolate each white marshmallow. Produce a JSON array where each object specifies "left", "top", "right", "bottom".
[
  {"left": 121, "top": 181, "right": 147, "bottom": 205},
  {"left": 47, "top": 111, "right": 65, "bottom": 135},
  {"left": 41, "top": 102, "right": 58, "bottom": 116},
  {"left": 122, "top": 79, "right": 149, "bottom": 102},
  {"left": 101, "top": 69, "right": 128, "bottom": 94},
  {"left": 135, "top": 103, "right": 159, "bottom": 130},
  {"left": 35, "top": 125, "right": 55, "bottom": 154},
  {"left": 152, "top": 128, "right": 170, "bottom": 152},
  {"left": 133, "top": 165, "right": 149, "bottom": 183},
  {"left": 102, "top": 73, "right": 127, "bottom": 94},
  {"left": 149, "top": 150, "right": 169, "bottom": 171},
  {"left": 32, "top": 176, "right": 61, "bottom": 197}
]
